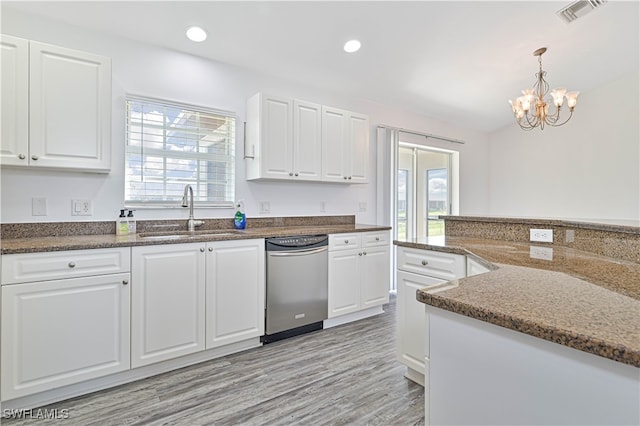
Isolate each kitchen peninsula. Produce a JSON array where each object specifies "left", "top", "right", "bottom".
[{"left": 395, "top": 216, "right": 640, "bottom": 425}]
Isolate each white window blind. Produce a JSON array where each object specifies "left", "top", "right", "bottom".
[{"left": 125, "top": 96, "right": 235, "bottom": 207}]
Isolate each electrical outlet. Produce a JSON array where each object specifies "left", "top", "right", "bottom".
[
  {"left": 32, "top": 198, "right": 48, "bottom": 216},
  {"left": 71, "top": 199, "right": 93, "bottom": 216},
  {"left": 530, "top": 229, "right": 553, "bottom": 243},
  {"left": 565, "top": 229, "right": 575, "bottom": 243},
  {"left": 260, "top": 201, "right": 270, "bottom": 214},
  {"left": 358, "top": 202, "right": 367, "bottom": 212}
]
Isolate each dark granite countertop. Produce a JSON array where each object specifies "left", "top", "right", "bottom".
[
  {"left": 395, "top": 236, "right": 640, "bottom": 368},
  {"left": 1, "top": 224, "right": 391, "bottom": 255}
]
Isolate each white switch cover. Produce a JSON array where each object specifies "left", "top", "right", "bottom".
[
  {"left": 260, "top": 201, "right": 270, "bottom": 214},
  {"left": 72, "top": 199, "right": 93, "bottom": 216},
  {"left": 358, "top": 202, "right": 367, "bottom": 212},
  {"left": 32, "top": 198, "right": 48, "bottom": 216},
  {"left": 530, "top": 229, "right": 553, "bottom": 243}
]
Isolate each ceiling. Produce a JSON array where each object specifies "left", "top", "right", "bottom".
[{"left": 4, "top": 1, "right": 639, "bottom": 133}]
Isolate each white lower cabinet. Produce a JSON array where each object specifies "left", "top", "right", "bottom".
[
  {"left": 1, "top": 248, "right": 131, "bottom": 400},
  {"left": 328, "top": 231, "right": 390, "bottom": 319},
  {"left": 131, "top": 239, "right": 265, "bottom": 367},
  {"left": 131, "top": 243, "right": 206, "bottom": 368},
  {"left": 396, "top": 270, "right": 445, "bottom": 381},
  {"left": 205, "top": 239, "right": 265, "bottom": 348},
  {"left": 395, "top": 245, "right": 466, "bottom": 384}
]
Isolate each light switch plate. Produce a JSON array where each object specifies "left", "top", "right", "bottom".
[
  {"left": 260, "top": 201, "right": 270, "bottom": 214},
  {"left": 32, "top": 198, "right": 48, "bottom": 216},
  {"left": 71, "top": 199, "right": 93, "bottom": 216}
]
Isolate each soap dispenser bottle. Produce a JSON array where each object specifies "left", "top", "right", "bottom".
[
  {"left": 127, "top": 210, "right": 137, "bottom": 234},
  {"left": 116, "top": 209, "right": 129, "bottom": 235}
]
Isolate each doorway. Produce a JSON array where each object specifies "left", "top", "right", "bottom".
[{"left": 397, "top": 144, "right": 452, "bottom": 240}]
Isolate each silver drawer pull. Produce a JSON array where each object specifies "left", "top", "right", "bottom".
[
  {"left": 363, "top": 251, "right": 367, "bottom": 255},
  {"left": 421, "top": 260, "right": 428, "bottom": 266},
  {"left": 375, "top": 237, "right": 380, "bottom": 241},
  {"left": 358, "top": 252, "right": 363, "bottom": 256},
  {"left": 122, "top": 280, "right": 129, "bottom": 285},
  {"left": 31, "top": 155, "right": 39, "bottom": 161},
  {"left": 208, "top": 247, "right": 213, "bottom": 252},
  {"left": 289, "top": 172, "right": 293, "bottom": 176},
  {"left": 344, "top": 240, "right": 349, "bottom": 244},
  {"left": 18, "top": 154, "right": 26, "bottom": 160},
  {"left": 200, "top": 247, "right": 205, "bottom": 252},
  {"left": 295, "top": 173, "right": 299, "bottom": 176},
  {"left": 68, "top": 262, "right": 76, "bottom": 268}
]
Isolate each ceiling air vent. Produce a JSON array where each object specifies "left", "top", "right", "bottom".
[{"left": 556, "top": 0, "right": 607, "bottom": 23}]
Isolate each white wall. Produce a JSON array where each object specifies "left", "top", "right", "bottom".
[
  {"left": 488, "top": 69, "right": 640, "bottom": 222},
  {"left": 0, "top": 8, "right": 490, "bottom": 225}
]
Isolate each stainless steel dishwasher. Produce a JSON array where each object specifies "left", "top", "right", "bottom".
[{"left": 263, "top": 235, "right": 328, "bottom": 343}]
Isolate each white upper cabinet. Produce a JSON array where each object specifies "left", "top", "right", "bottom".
[
  {"left": 293, "top": 99, "right": 322, "bottom": 181},
  {"left": 321, "top": 106, "right": 370, "bottom": 183},
  {"left": 246, "top": 92, "right": 368, "bottom": 183},
  {"left": 1, "top": 35, "right": 29, "bottom": 166},
  {"left": 0, "top": 35, "right": 111, "bottom": 172}
]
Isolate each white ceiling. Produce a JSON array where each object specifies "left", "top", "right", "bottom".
[{"left": 4, "top": 1, "right": 639, "bottom": 132}]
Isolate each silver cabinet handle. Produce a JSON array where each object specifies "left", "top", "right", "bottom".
[
  {"left": 348, "top": 176, "right": 352, "bottom": 180},
  {"left": 208, "top": 247, "right": 213, "bottom": 252},
  {"left": 68, "top": 262, "right": 76, "bottom": 268},
  {"left": 375, "top": 237, "right": 380, "bottom": 241},
  {"left": 31, "top": 155, "right": 38, "bottom": 161},
  {"left": 343, "top": 176, "right": 348, "bottom": 180},
  {"left": 421, "top": 260, "right": 428, "bottom": 266},
  {"left": 358, "top": 252, "right": 363, "bottom": 256},
  {"left": 289, "top": 172, "right": 294, "bottom": 176},
  {"left": 363, "top": 251, "right": 367, "bottom": 255},
  {"left": 200, "top": 247, "right": 205, "bottom": 252},
  {"left": 122, "top": 280, "right": 129, "bottom": 285},
  {"left": 18, "top": 154, "right": 25, "bottom": 160},
  {"left": 295, "top": 173, "right": 299, "bottom": 177},
  {"left": 344, "top": 240, "right": 349, "bottom": 244}
]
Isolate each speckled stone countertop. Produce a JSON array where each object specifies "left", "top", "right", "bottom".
[
  {"left": 395, "top": 236, "right": 640, "bottom": 368},
  {"left": 1, "top": 224, "right": 391, "bottom": 255}
]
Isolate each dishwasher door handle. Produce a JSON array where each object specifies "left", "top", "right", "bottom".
[{"left": 267, "top": 246, "right": 328, "bottom": 257}]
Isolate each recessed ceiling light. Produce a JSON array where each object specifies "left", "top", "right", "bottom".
[
  {"left": 344, "top": 39, "right": 361, "bottom": 53},
  {"left": 186, "top": 26, "right": 207, "bottom": 42}
]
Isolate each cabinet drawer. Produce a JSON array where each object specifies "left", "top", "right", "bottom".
[
  {"left": 1, "top": 247, "right": 131, "bottom": 284},
  {"left": 361, "top": 231, "right": 390, "bottom": 247},
  {"left": 397, "top": 246, "right": 465, "bottom": 281},
  {"left": 329, "top": 233, "right": 361, "bottom": 251}
]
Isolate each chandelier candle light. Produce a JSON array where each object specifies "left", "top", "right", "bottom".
[{"left": 509, "top": 47, "right": 579, "bottom": 130}]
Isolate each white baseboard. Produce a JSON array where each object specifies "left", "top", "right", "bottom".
[{"left": 323, "top": 305, "right": 385, "bottom": 329}]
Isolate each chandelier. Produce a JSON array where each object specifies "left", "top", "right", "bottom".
[{"left": 509, "top": 47, "right": 579, "bottom": 130}]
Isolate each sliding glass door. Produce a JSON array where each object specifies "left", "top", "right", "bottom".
[{"left": 397, "top": 145, "right": 452, "bottom": 239}]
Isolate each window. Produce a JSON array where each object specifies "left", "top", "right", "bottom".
[{"left": 125, "top": 96, "right": 235, "bottom": 207}]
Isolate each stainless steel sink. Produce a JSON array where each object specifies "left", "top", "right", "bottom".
[{"left": 139, "top": 230, "right": 244, "bottom": 240}]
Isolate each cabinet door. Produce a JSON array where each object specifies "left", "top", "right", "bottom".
[
  {"left": 131, "top": 244, "right": 205, "bottom": 368},
  {"left": 261, "top": 95, "right": 293, "bottom": 179},
  {"left": 29, "top": 41, "right": 111, "bottom": 172},
  {"left": 328, "top": 249, "right": 361, "bottom": 317},
  {"left": 396, "top": 270, "right": 445, "bottom": 375},
  {"left": 360, "top": 245, "right": 390, "bottom": 308},
  {"left": 1, "top": 273, "right": 130, "bottom": 400},
  {"left": 293, "top": 99, "right": 322, "bottom": 181},
  {"left": 347, "top": 112, "right": 369, "bottom": 183},
  {"left": 205, "top": 239, "right": 265, "bottom": 348},
  {"left": 321, "top": 106, "right": 348, "bottom": 182},
  {"left": 0, "top": 34, "right": 29, "bottom": 166}
]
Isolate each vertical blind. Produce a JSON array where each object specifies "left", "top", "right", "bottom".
[{"left": 125, "top": 96, "right": 235, "bottom": 207}]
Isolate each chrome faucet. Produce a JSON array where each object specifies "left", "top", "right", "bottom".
[{"left": 181, "top": 185, "right": 204, "bottom": 231}]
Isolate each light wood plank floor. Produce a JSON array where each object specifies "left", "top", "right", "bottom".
[{"left": 4, "top": 296, "right": 424, "bottom": 425}]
